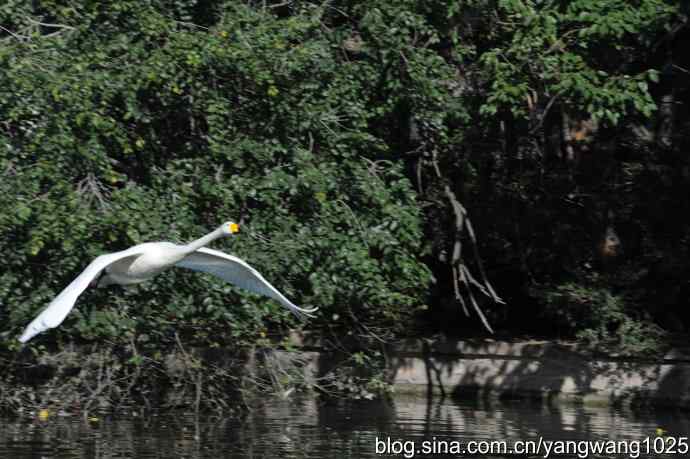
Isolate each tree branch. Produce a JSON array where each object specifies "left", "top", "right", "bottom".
[{"left": 428, "top": 149, "right": 503, "bottom": 333}]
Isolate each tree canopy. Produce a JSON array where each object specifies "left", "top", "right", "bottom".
[{"left": 1, "top": 0, "right": 688, "bottom": 358}]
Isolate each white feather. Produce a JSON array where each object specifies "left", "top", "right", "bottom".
[
  {"left": 19, "top": 221, "right": 317, "bottom": 343},
  {"left": 19, "top": 246, "right": 147, "bottom": 343},
  {"left": 176, "top": 247, "right": 317, "bottom": 318}
]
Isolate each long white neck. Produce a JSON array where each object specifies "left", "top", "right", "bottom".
[{"left": 183, "top": 227, "right": 225, "bottom": 254}]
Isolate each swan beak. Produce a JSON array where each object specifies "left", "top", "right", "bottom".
[{"left": 229, "top": 223, "right": 240, "bottom": 234}]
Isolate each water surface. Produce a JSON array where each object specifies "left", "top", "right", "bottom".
[{"left": 2, "top": 395, "right": 689, "bottom": 458}]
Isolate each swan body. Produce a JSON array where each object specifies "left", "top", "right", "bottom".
[
  {"left": 19, "top": 222, "right": 317, "bottom": 343},
  {"left": 97, "top": 242, "right": 184, "bottom": 286}
]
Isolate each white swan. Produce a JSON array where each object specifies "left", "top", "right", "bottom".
[{"left": 19, "top": 221, "right": 317, "bottom": 343}]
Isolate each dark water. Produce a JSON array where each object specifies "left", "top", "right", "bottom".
[{"left": 1, "top": 395, "right": 689, "bottom": 458}]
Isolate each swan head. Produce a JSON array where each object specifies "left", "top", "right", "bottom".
[{"left": 220, "top": 221, "right": 240, "bottom": 235}]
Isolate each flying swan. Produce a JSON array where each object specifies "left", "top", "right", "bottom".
[{"left": 19, "top": 221, "right": 317, "bottom": 343}]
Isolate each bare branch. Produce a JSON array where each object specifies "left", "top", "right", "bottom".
[
  {"left": 77, "top": 172, "right": 110, "bottom": 210},
  {"left": 0, "top": 25, "right": 30, "bottom": 41},
  {"left": 452, "top": 265, "right": 470, "bottom": 316},
  {"left": 427, "top": 148, "right": 504, "bottom": 332},
  {"left": 27, "top": 18, "right": 75, "bottom": 30},
  {"left": 530, "top": 91, "right": 562, "bottom": 134},
  {"left": 267, "top": 1, "right": 294, "bottom": 9},
  {"left": 175, "top": 21, "right": 210, "bottom": 31},
  {"left": 467, "top": 287, "right": 494, "bottom": 334}
]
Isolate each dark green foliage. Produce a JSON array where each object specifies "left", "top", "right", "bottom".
[
  {"left": 0, "top": 1, "right": 430, "bottom": 351},
  {"left": 534, "top": 280, "right": 665, "bottom": 355},
  {"left": 1, "top": 1, "right": 688, "bottom": 405},
  {"left": 438, "top": 0, "right": 688, "bottom": 343}
]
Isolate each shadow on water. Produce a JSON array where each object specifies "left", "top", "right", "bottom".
[{"left": 1, "top": 394, "right": 689, "bottom": 458}]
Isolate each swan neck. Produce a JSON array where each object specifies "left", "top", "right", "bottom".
[{"left": 184, "top": 228, "right": 225, "bottom": 254}]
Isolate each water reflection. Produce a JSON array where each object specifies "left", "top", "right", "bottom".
[{"left": 1, "top": 395, "right": 689, "bottom": 458}]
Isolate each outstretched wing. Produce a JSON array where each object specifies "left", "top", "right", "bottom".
[
  {"left": 19, "top": 246, "right": 147, "bottom": 343},
  {"left": 176, "top": 247, "right": 318, "bottom": 318}
]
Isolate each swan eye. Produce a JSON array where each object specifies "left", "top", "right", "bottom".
[{"left": 229, "top": 223, "right": 239, "bottom": 233}]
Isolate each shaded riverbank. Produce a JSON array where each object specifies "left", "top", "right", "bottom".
[
  {"left": 5, "top": 336, "right": 690, "bottom": 417},
  {"left": 291, "top": 335, "right": 690, "bottom": 409},
  {"left": 387, "top": 338, "right": 690, "bottom": 408}
]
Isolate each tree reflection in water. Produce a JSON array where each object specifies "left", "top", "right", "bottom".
[{"left": 1, "top": 396, "right": 688, "bottom": 458}]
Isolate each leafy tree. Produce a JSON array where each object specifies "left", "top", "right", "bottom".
[
  {"left": 0, "top": 0, "right": 688, "bottom": 411},
  {"left": 0, "top": 1, "right": 431, "bottom": 350}
]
